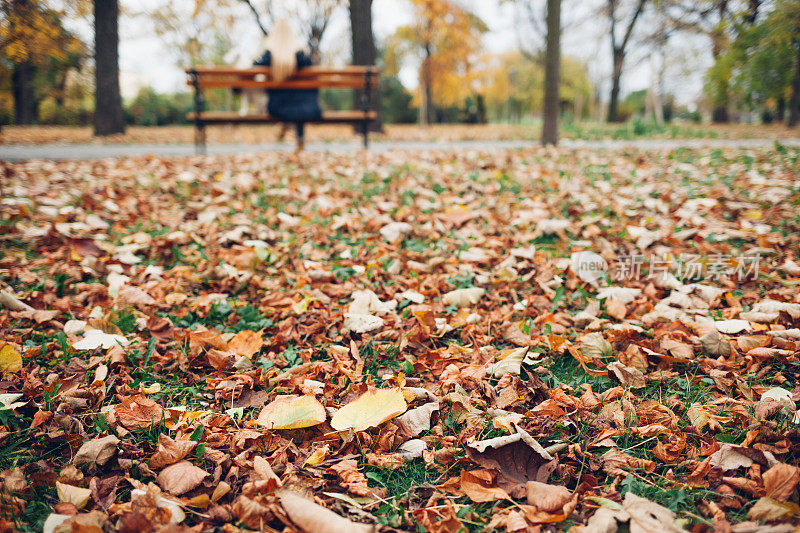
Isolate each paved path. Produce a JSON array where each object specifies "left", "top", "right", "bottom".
[{"left": 1, "top": 137, "right": 799, "bottom": 161}]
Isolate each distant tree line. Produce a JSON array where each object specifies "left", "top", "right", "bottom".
[{"left": 3, "top": 0, "right": 799, "bottom": 139}]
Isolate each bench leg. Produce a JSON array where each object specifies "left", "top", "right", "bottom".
[
  {"left": 295, "top": 122, "right": 305, "bottom": 152},
  {"left": 190, "top": 69, "right": 206, "bottom": 155},
  {"left": 195, "top": 123, "right": 207, "bottom": 155},
  {"left": 363, "top": 119, "right": 368, "bottom": 149}
]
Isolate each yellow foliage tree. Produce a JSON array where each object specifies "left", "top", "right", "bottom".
[
  {"left": 478, "top": 51, "right": 592, "bottom": 122},
  {"left": 0, "top": 0, "right": 85, "bottom": 124},
  {"left": 387, "top": 0, "right": 488, "bottom": 124}
]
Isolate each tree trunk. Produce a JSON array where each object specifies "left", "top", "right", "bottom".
[
  {"left": 12, "top": 61, "right": 37, "bottom": 125},
  {"left": 777, "top": 96, "right": 786, "bottom": 122},
  {"left": 541, "top": 0, "right": 561, "bottom": 145},
  {"left": 420, "top": 43, "right": 434, "bottom": 126},
  {"left": 607, "top": 50, "right": 623, "bottom": 122},
  {"left": 790, "top": 41, "right": 800, "bottom": 128},
  {"left": 710, "top": 28, "right": 730, "bottom": 123},
  {"left": 94, "top": 0, "right": 125, "bottom": 136},
  {"left": 349, "top": 0, "right": 382, "bottom": 131},
  {"left": 476, "top": 93, "right": 486, "bottom": 124}
]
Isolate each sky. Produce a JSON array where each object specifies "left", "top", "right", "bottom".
[{"left": 73, "top": 0, "right": 712, "bottom": 107}]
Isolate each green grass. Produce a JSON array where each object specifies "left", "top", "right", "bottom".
[{"left": 563, "top": 120, "right": 717, "bottom": 141}]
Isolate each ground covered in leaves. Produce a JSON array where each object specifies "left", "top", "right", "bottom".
[
  {"left": 2, "top": 122, "right": 797, "bottom": 146},
  {"left": 1, "top": 145, "right": 800, "bottom": 533}
]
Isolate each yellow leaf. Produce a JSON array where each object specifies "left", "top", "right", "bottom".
[
  {"left": 256, "top": 395, "right": 326, "bottom": 430},
  {"left": 292, "top": 295, "right": 317, "bottom": 315},
  {"left": 0, "top": 344, "right": 22, "bottom": 374},
  {"left": 330, "top": 389, "right": 407, "bottom": 432},
  {"left": 304, "top": 445, "right": 330, "bottom": 466},
  {"left": 139, "top": 383, "right": 162, "bottom": 395},
  {"left": 184, "top": 493, "right": 210, "bottom": 508},
  {"left": 56, "top": 481, "right": 92, "bottom": 510},
  {"left": 211, "top": 481, "right": 231, "bottom": 502}
]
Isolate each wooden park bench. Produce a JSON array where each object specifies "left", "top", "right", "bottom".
[{"left": 185, "top": 65, "right": 378, "bottom": 154}]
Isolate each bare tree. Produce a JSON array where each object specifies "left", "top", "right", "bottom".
[
  {"left": 541, "top": 0, "right": 561, "bottom": 145},
  {"left": 606, "top": 0, "right": 647, "bottom": 123},
  {"left": 662, "top": 0, "right": 734, "bottom": 122}
]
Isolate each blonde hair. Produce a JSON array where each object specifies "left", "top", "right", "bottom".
[{"left": 262, "top": 19, "right": 306, "bottom": 82}]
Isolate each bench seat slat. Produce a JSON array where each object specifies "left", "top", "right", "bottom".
[
  {"left": 190, "top": 79, "right": 368, "bottom": 89},
  {"left": 187, "top": 65, "right": 378, "bottom": 77},
  {"left": 187, "top": 110, "right": 377, "bottom": 124}
]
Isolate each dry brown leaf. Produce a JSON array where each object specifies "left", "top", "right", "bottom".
[
  {"left": 156, "top": 460, "right": 210, "bottom": 495},
  {"left": 606, "top": 361, "right": 646, "bottom": 389},
  {"left": 526, "top": 480, "right": 571, "bottom": 512},
  {"left": 279, "top": 489, "right": 375, "bottom": 533},
  {"left": 327, "top": 459, "right": 375, "bottom": 497},
  {"left": 747, "top": 497, "right": 800, "bottom": 522},
  {"left": 606, "top": 298, "right": 627, "bottom": 320},
  {"left": 149, "top": 433, "right": 197, "bottom": 468},
  {"left": 73, "top": 435, "right": 120, "bottom": 469},
  {"left": 460, "top": 469, "right": 510, "bottom": 502},
  {"left": 114, "top": 395, "right": 164, "bottom": 430},
  {"left": 763, "top": 463, "right": 800, "bottom": 502},
  {"left": 227, "top": 330, "right": 264, "bottom": 358},
  {"left": 467, "top": 425, "right": 555, "bottom": 499},
  {"left": 395, "top": 401, "right": 439, "bottom": 436},
  {"left": 117, "top": 285, "right": 156, "bottom": 307}
]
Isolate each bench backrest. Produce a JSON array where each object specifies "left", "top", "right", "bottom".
[{"left": 186, "top": 65, "right": 377, "bottom": 90}]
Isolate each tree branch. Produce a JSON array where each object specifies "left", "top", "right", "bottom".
[
  {"left": 239, "top": 0, "right": 269, "bottom": 35},
  {"left": 621, "top": 0, "right": 647, "bottom": 52}
]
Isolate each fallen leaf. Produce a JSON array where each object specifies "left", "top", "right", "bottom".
[
  {"left": 117, "top": 285, "right": 156, "bottom": 307},
  {"left": 606, "top": 298, "right": 627, "bottom": 320},
  {"left": 460, "top": 469, "right": 510, "bottom": 502},
  {"left": 327, "top": 459, "right": 375, "bottom": 497},
  {"left": 156, "top": 460, "right": 210, "bottom": 495},
  {"left": 580, "top": 332, "right": 612, "bottom": 360},
  {"left": 596, "top": 286, "right": 641, "bottom": 304},
  {"left": 441, "top": 287, "right": 485, "bottom": 307},
  {"left": 700, "top": 329, "right": 731, "bottom": 356},
  {"left": 379, "top": 221, "right": 412, "bottom": 242},
  {"left": 467, "top": 425, "right": 555, "bottom": 498},
  {"left": 526, "top": 481, "right": 572, "bottom": 511},
  {"left": 763, "top": 463, "right": 800, "bottom": 502},
  {"left": 607, "top": 361, "right": 646, "bottom": 388},
  {"left": 487, "top": 347, "right": 528, "bottom": 377},
  {"left": 73, "top": 435, "right": 120, "bottom": 469},
  {"left": 343, "top": 313, "right": 384, "bottom": 333},
  {"left": 227, "top": 330, "right": 263, "bottom": 358},
  {"left": 72, "top": 329, "right": 128, "bottom": 350},
  {"left": 397, "top": 439, "right": 427, "bottom": 460},
  {"left": 0, "top": 344, "right": 22, "bottom": 375},
  {"left": 279, "top": 489, "right": 375, "bottom": 533},
  {"left": 114, "top": 395, "right": 164, "bottom": 430},
  {"left": 149, "top": 433, "right": 197, "bottom": 468},
  {"left": 330, "top": 389, "right": 407, "bottom": 432},
  {"left": 396, "top": 401, "right": 439, "bottom": 436},
  {"left": 747, "top": 497, "right": 800, "bottom": 522},
  {"left": 56, "top": 481, "right": 92, "bottom": 510},
  {"left": 256, "top": 395, "right": 326, "bottom": 430}
]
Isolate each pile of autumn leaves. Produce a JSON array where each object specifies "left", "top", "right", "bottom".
[{"left": 1, "top": 146, "right": 800, "bottom": 533}]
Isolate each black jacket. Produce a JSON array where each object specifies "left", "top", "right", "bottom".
[{"left": 254, "top": 50, "right": 322, "bottom": 122}]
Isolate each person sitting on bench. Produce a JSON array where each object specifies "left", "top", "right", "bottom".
[{"left": 254, "top": 19, "right": 322, "bottom": 151}]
